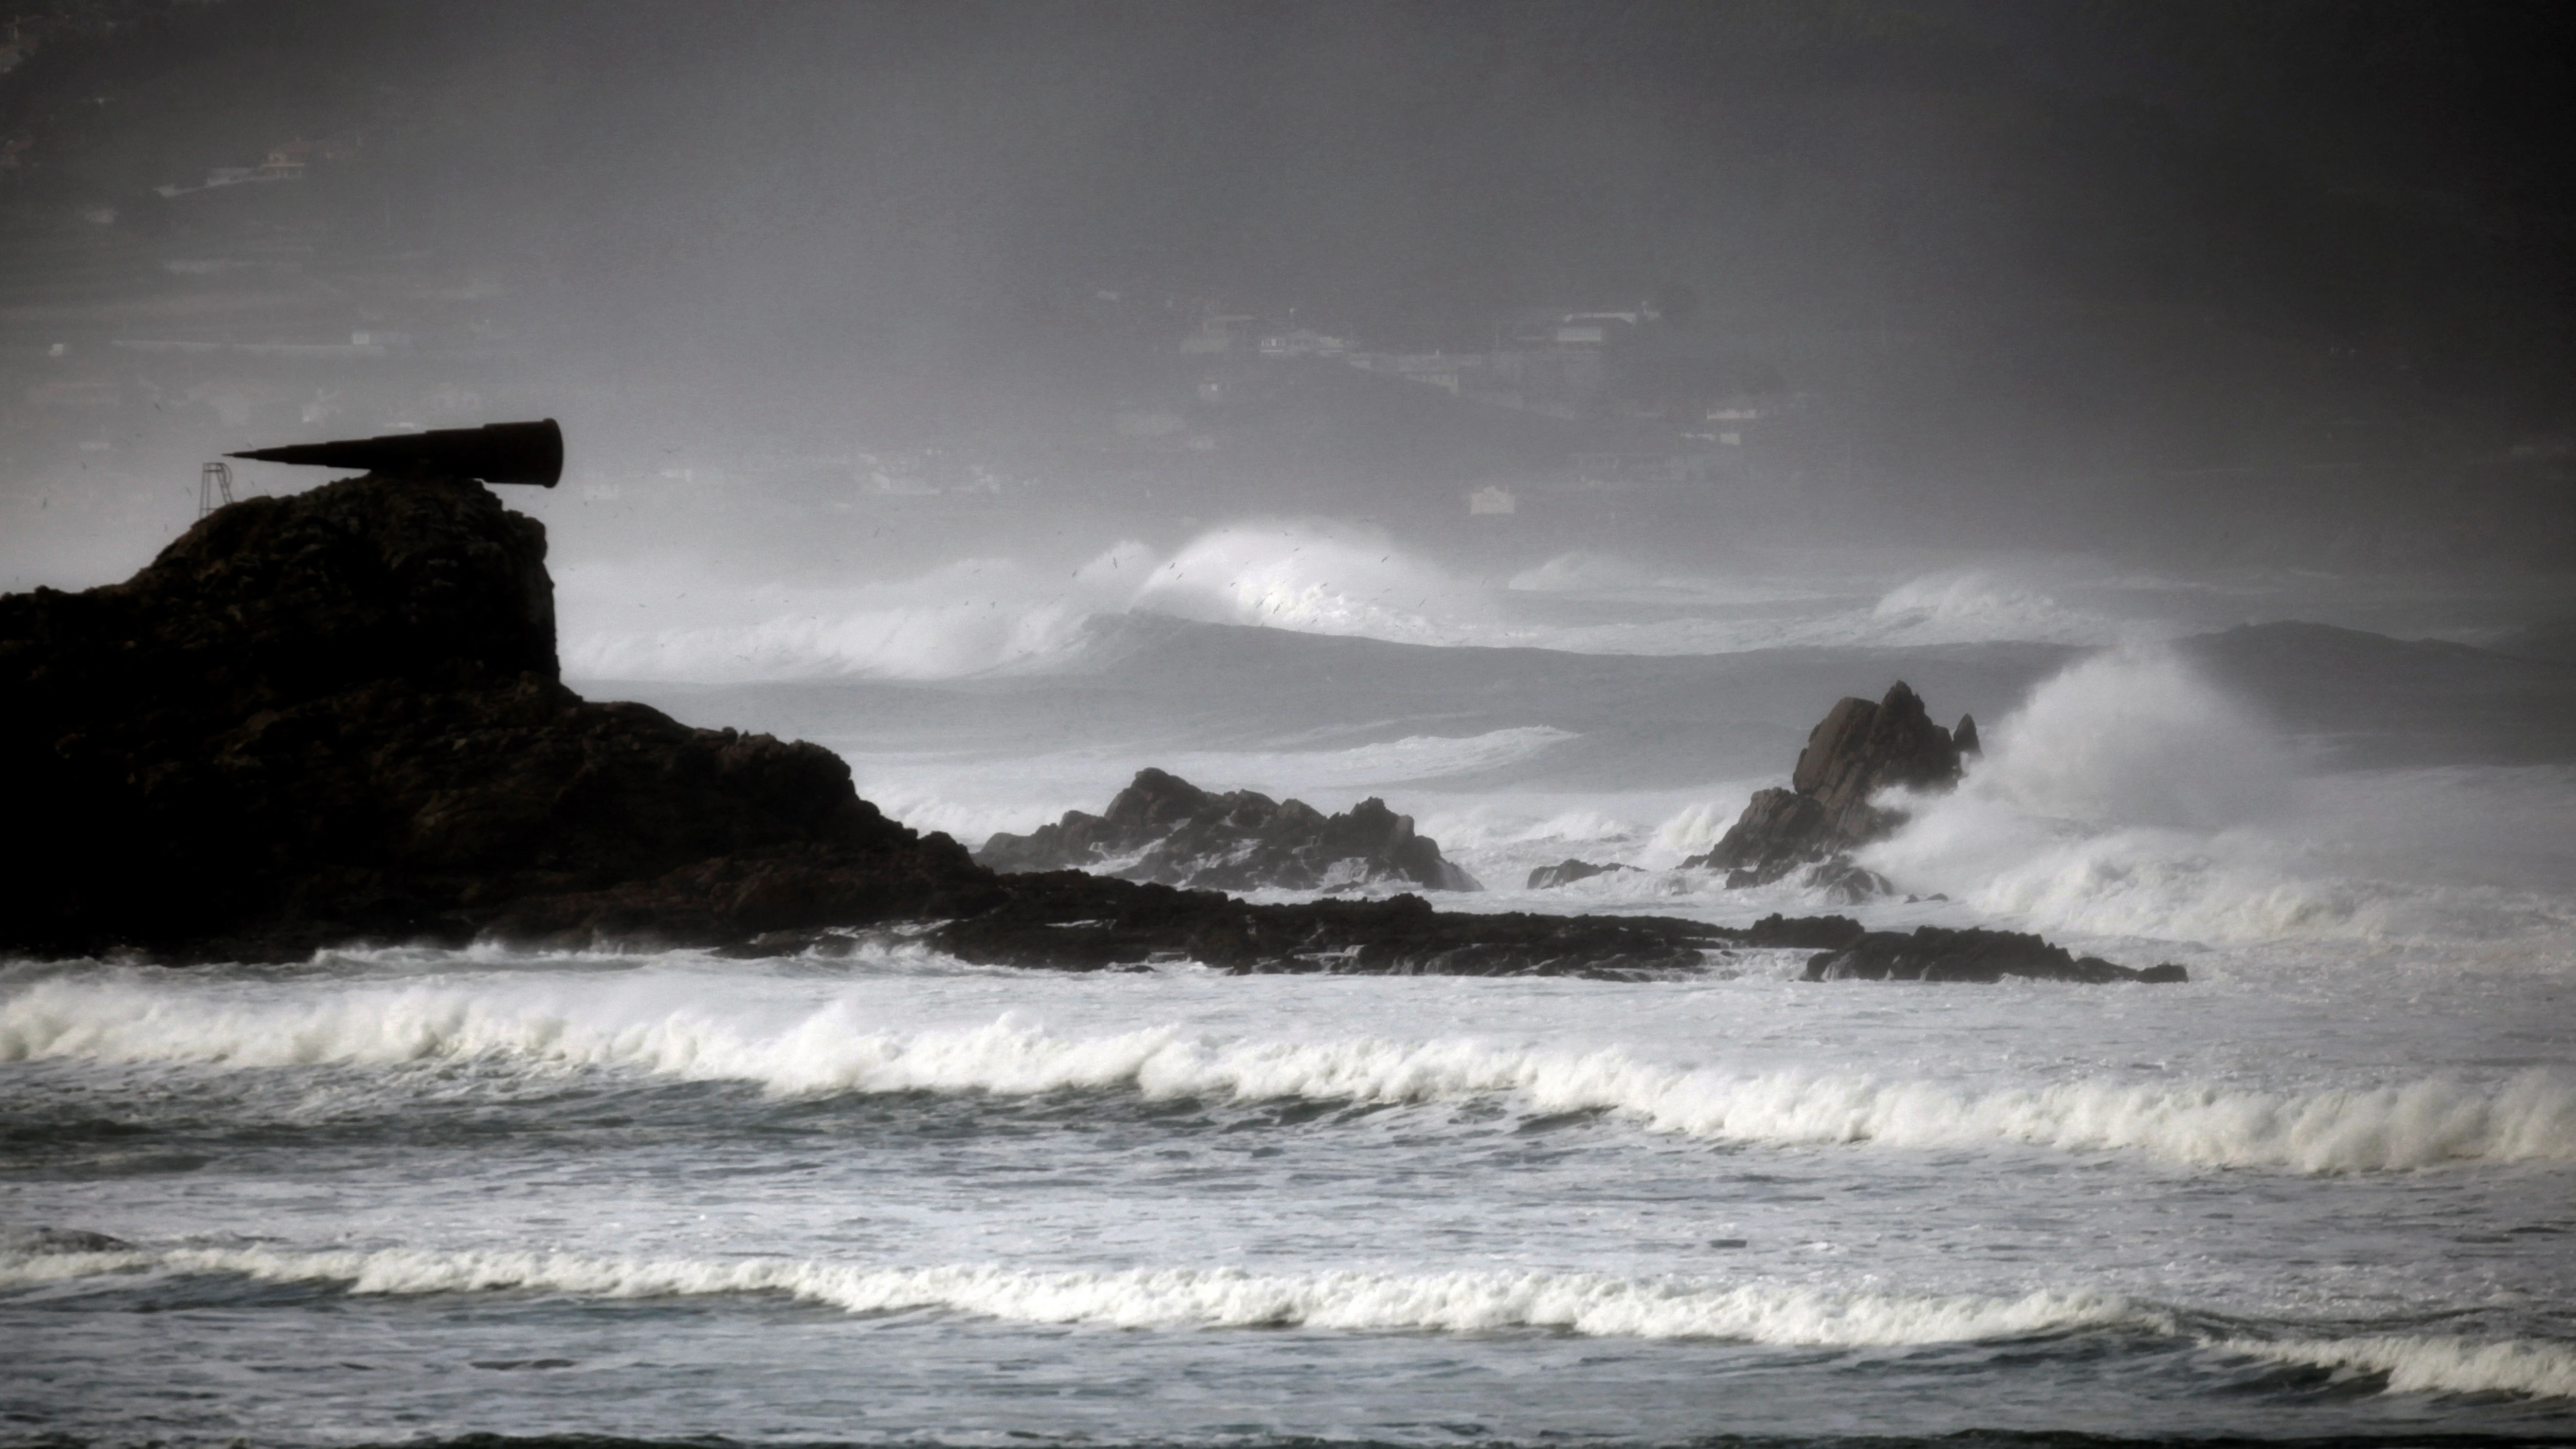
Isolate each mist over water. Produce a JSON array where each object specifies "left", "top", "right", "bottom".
[{"left": 8, "top": 3, "right": 2576, "bottom": 1446}]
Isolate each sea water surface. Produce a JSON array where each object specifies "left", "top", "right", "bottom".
[{"left": 8, "top": 544, "right": 2575, "bottom": 1448}]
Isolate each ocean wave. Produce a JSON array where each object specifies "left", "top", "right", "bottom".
[
  {"left": 2225, "top": 1332, "right": 2576, "bottom": 1399},
  {"left": 0, "top": 1245, "right": 2157, "bottom": 1344},
  {"left": 1865, "top": 650, "right": 2576, "bottom": 944},
  {"left": 560, "top": 528, "right": 2154, "bottom": 684},
  {"left": 10, "top": 1244, "right": 2570, "bottom": 1398},
  {"left": 7, "top": 985, "right": 2569, "bottom": 1172}
]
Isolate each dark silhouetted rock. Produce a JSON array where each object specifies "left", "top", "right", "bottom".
[
  {"left": 927, "top": 874, "right": 1728, "bottom": 978},
  {"left": 977, "top": 767, "right": 1479, "bottom": 892},
  {"left": 1803, "top": 926, "right": 2187, "bottom": 984},
  {"left": 1527, "top": 859, "right": 1641, "bottom": 889},
  {"left": 1686, "top": 681, "right": 1966, "bottom": 888},
  {"left": 1738, "top": 912, "right": 1867, "bottom": 949},
  {"left": 1955, "top": 713, "right": 1981, "bottom": 755},
  {"left": 0, "top": 474, "right": 989, "bottom": 958},
  {"left": 4, "top": 1228, "right": 135, "bottom": 1254}
]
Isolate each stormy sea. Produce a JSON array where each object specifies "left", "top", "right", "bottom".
[{"left": 8, "top": 539, "right": 2575, "bottom": 1448}]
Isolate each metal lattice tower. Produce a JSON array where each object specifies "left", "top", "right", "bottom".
[{"left": 198, "top": 460, "right": 234, "bottom": 520}]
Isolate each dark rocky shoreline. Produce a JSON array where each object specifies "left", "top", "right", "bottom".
[{"left": 0, "top": 475, "right": 2181, "bottom": 984}]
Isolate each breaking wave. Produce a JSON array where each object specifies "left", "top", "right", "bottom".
[
  {"left": 11, "top": 1244, "right": 2570, "bottom": 1397},
  {"left": 1865, "top": 647, "right": 2576, "bottom": 945},
  {"left": 0, "top": 1245, "right": 2160, "bottom": 1343},
  {"left": 7, "top": 983, "right": 2570, "bottom": 1173},
  {"left": 560, "top": 529, "right": 2150, "bottom": 683},
  {"left": 2226, "top": 1333, "right": 2576, "bottom": 1399}
]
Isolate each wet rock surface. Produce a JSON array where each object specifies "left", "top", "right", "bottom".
[
  {"left": 1686, "top": 681, "right": 1969, "bottom": 887},
  {"left": 1526, "top": 859, "right": 1641, "bottom": 889},
  {"left": 978, "top": 766, "right": 1479, "bottom": 892},
  {"left": 1804, "top": 926, "right": 2187, "bottom": 984}
]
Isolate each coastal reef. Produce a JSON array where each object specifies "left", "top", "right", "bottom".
[{"left": 0, "top": 475, "right": 2172, "bottom": 983}]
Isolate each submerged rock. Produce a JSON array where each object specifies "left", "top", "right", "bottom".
[
  {"left": 977, "top": 767, "right": 1479, "bottom": 892},
  {"left": 1686, "top": 681, "right": 1966, "bottom": 889},
  {"left": 3, "top": 1228, "right": 135, "bottom": 1254},
  {"left": 1527, "top": 859, "right": 1641, "bottom": 889},
  {"left": 1804, "top": 926, "right": 2187, "bottom": 984}
]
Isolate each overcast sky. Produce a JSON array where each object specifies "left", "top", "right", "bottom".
[{"left": 3, "top": 0, "right": 2571, "bottom": 591}]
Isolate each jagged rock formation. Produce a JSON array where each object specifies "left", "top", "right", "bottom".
[
  {"left": 0, "top": 475, "right": 993, "bottom": 958},
  {"left": 0, "top": 478, "right": 2174, "bottom": 985},
  {"left": 1686, "top": 682, "right": 1969, "bottom": 892},
  {"left": 1527, "top": 859, "right": 1640, "bottom": 889},
  {"left": 1804, "top": 926, "right": 2186, "bottom": 984},
  {"left": 977, "top": 767, "right": 1480, "bottom": 892}
]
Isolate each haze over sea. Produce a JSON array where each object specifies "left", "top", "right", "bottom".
[
  {"left": 10, "top": 541, "right": 2574, "bottom": 1448},
  {"left": 7, "top": 2, "right": 2576, "bottom": 1443}
]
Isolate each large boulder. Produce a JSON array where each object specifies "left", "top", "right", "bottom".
[
  {"left": 978, "top": 767, "right": 1479, "bottom": 892},
  {"left": 1687, "top": 682, "right": 1969, "bottom": 886},
  {"left": 1527, "top": 859, "right": 1640, "bottom": 889},
  {"left": 0, "top": 475, "right": 990, "bottom": 958}
]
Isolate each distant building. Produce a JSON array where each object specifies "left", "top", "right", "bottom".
[
  {"left": 1258, "top": 328, "right": 1349, "bottom": 359},
  {"left": 1179, "top": 312, "right": 1259, "bottom": 355},
  {"left": 1467, "top": 485, "right": 1517, "bottom": 516},
  {"left": 257, "top": 143, "right": 309, "bottom": 181}
]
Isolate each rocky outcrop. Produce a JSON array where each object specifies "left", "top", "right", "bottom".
[
  {"left": 1803, "top": 926, "right": 2186, "bottom": 984},
  {"left": 1, "top": 477, "right": 2175, "bottom": 986},
  {"left": 977, "top": 767, "right": 1479, "bottom": 892},
  {"left": 1527, "top": 859, "right": 1639, "bottom": 889},
  {"left": 1685, "top": 682, "right": 1967, "bottom": 889},
  {"left": 0, "top": 474, "right": 991, "bottom": 958}
]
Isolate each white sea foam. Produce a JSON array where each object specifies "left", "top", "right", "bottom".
[
  {"left": 11, "top": 1244, "right": 2569, "bottom": 1397},
  {"left": 1859, "top": 569, "right": 2128, "bottom": 648},
  {"left": 560, "top": 530, "right": 2156, "bottom": 684},
  {"left": 7, "top": 984, "right": 2569, "bottom": 1172},
  {"left": 2226, "top": 1333, "right": 2576, "bottom": 1399},
  {"left": 1866, "top": 649, "right": 2576, "bottom": 944},
  {"left": 1128, "top": 520, "right": 1494, "bottom": 644},
  {"left": 0, "top": 1244, "right": 2152, "bottom": 1344}
]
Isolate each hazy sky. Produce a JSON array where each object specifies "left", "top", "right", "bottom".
[{"left": 3, "top": 0, "right": 2571, "bottom": 594}]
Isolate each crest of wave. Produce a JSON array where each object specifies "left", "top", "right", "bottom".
[
  {"left": 1863, "top": 569, "right": 2126, "bottom": 648},
  {"left": 17, "top": 1246, "right": 2568, "bottom": 1397},
  {"left": 0, "top": 1244, "right": 2149, "bottom": 1345},
  {"left": 559, "top": 525, "right": 1497, "bottom": 681},
  {"left": 10, "top": 984, "right": 2571, "bottom": 1173},
  {"left": 1128, "top": 519, "right": 1488, "bottom": 643},
  {"left": 561, "top": 549, "right": 1158, "bottom": 681}
]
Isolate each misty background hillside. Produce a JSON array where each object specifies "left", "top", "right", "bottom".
[{"left": 3, "top": 0, "right": 2571, "bottom": 596}]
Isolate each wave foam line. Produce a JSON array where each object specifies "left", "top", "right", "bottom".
[
  {"left": 2225, "top": 1333, "right": 2576, "bottom": 1399},
  {"left": 6, "top": 986, "right": 2571, "bottom": 1173},
  {"left": 0, "top": 1245, "right": 2149, "bottom": 1345},
  {"left": 13, "top": 1247, "right": 2572, "bottom": 1397}
]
